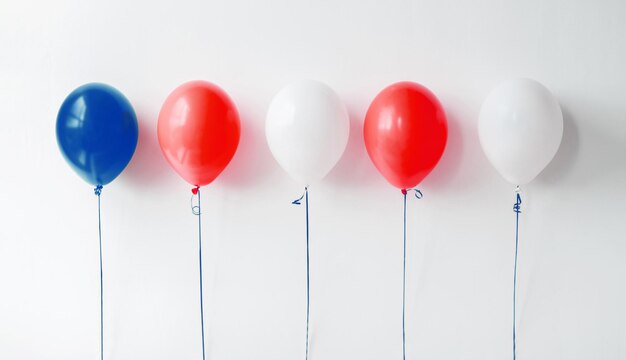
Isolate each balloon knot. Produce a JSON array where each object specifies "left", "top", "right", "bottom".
[
  {"left": 192, "top": 186, "right": 199, "bottom": 195},
  {"left": 401, "top": 189, "right": 407, "bottom": 195},
  {"left": 94, "top": 185, "right": 103, "bottom": 196}
]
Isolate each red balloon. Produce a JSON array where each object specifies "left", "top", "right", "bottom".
[
  {"left": 158, "top": 81, "right": 240, "bottom": 187},
  {"left": 364, "top": 82, "right": 447, "bottom": 190}
]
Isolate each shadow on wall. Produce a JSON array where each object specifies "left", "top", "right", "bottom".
[
  {"left": 218, "top": 105, "right": 275, "bottom": 188},
  {"left": 325, "top": 106, "right": 386, "bottom": 188},
  {"left": 537, "top": 106, "right": 579, "bottom": 185},
  {"left": 121, "top": 110, "right": 174, "bottom": 187}
]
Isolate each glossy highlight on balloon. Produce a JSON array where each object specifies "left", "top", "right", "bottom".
[
  {"left": 56, "top": 83, "right": 138, "bottom": 186},
  {"left": 364, "top": 82, "right": 448, "bottom": 190},
  {"left": 157, "top": 81, "right": 241, "bottom": 187}
]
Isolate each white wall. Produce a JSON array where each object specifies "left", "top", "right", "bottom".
[{"left": 2, "top": 0, "right": 626, "bottom": 359}]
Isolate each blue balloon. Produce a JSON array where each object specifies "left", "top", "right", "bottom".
[{"left": 56, "top": 83, "right": 138, "bottom": 186}]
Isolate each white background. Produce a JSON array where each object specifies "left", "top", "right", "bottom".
[{"left": 1, "top": 0, "right": 625, "bottom": 359}]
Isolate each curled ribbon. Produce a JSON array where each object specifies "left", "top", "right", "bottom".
[{"left": 292, "top": 187, "right": 308, "bottom": 205}]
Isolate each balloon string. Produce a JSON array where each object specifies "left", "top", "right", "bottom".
[
  {"left": 401, "top": 188, "right": 422, "bottom": 360},
  {"left": 292, "top": 187, "right": 310, "bottom": 360},
  {"left": 192, "top": 186, "right": 206, "bottom": 360},
  {"left": 513, "top": 188, "right": 522, "bottom": 360},
  {"left": 402, "top": 191, "right": 407, "bottom": 360},
  {"left": 94, "top": 185, "right": 103, "bottom": 360}
]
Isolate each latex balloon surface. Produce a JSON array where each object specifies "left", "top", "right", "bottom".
[
  {"left": 158, "top": 81, "right": 240, "bottom": 187},
  {"left": 56, "top": 83, "right": 138, "bottom": 186},
  {"left": 364, "top": 82, "right": 448, "bottom": 190},
  {"left": 266, "top": 80, "right": 349, "bottom": 186},
  {"left": 478, "top": 78, "right": 563, "bottom": 185}
]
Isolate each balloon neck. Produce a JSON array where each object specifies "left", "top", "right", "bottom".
[
  {"left": 192, "top": 186, "right": 199, "bottom": 195},
  {"left": 401, "top": 189, "right": 407, "bottom": 195}
]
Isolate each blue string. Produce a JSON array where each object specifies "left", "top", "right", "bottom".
[
  {"left": 292, "top": 187, "right": 310, "bottom": 360},
  {"left": 401, "top": 188, "right": 422, "bottom": 360},
  {"left": 513, "top": 190, "right": 522, "bottom": 360},
  {"left": 94, "top": 185, "right": 103, "bottom": 360},
  {"left": 192, "top": 186, "right": 207, "bottom": 360},
  {"left": 402, "top": 191, "right": 407, "bottom": 360},
  {"left": 292, "top": 188, "right": 306, "bottom": 205}
]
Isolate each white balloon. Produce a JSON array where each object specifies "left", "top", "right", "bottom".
[
  {"left": 478, "top": 78, "right": 563, "bottom": 185},
  {"left": 266, "top": 81, "right": 350, "bottom": 186}
]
